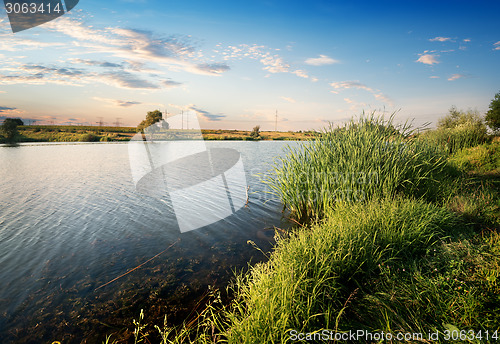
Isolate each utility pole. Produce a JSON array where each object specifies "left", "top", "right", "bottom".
[
  {"left": 186, "top": 111, "right": 189, "bottom": 130},
  {"left": 181, "top": 110, "right": 184, "bottom": 130},
  {"left": 275, "top": 109, "right": 278, "bottom": 132},
  {"left": 97, "top": 117, "right": 103, "bottom": 127},
  {"left": 115, "top": 117, "right": 121, "bottom": 127}
]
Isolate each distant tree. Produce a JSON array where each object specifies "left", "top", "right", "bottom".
[
  {"left": 10, "top": 118, "right": 24, "bottom": 126},
  {"left": 438, "top": 106, "right": 486, "bottom": 132},
  {"left": 1, "top": 118, "right": 21, "bottom": 143},
  {"left": 485, "top": 91, "right": 500, "bottom": 133},
  {"left": 137, "top": 110, "right": 165, "bottom": 132},
  {"left": 250, "top": 125, "right": 261, "bottom": 139}
]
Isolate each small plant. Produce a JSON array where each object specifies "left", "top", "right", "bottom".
[{"left": 133, "top": 309, "right": 147, "bottom": 344}]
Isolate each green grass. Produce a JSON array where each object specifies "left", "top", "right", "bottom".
[
  {"left": 124, "top": 196, "right": 499, "bottom": 344},
  {"left": 418, "top": 122, "right": 489, "bottom": 155},
  {"left": 449, "top": 137, "right": 500, "bottom": 174},
  {"left": 222, "top": 198, "right": 462, "bottom": 343},
  {"left": 264, "top": 114, "right": 449, "bottom": 222}
]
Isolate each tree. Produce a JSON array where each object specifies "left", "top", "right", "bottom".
[
  {"left": 437, "top": 106, "right": 486, "bottom": 132},
  {"left": 250, "top": 125, "right": 261, "bottom": 139},
  {"left": 137, "top": 110, "right": 165, "bottom": 132},
  {"left": 485, "top": 91, "right": 500, "bottom": 133},
  {"left": 1, "top": 118, "right": 20, "bottom": 143}
]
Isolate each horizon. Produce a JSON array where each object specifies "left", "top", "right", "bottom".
[{"left": 0, "top": 0, "right": 499, "bottom": 130}]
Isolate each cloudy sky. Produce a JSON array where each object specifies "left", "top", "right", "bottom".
[{"left": 0, "top": 0, "right": 499, "bottom": 130}]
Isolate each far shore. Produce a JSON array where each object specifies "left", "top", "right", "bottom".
[{"left": 4, "top": 125, "right": 318, "bottom": 143}]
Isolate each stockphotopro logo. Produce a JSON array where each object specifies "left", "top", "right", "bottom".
[
  {"left": 128, "top": 112, "right": 248, "bottom": 233},
  {"left": 3, "top": 0, "right": 79, "bottom": 33}
]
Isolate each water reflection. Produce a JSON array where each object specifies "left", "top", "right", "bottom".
[{"left": 0, "top": 141, "right": 295, "bottom": 343}]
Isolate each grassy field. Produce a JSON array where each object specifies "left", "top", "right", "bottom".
[
  {"left": 93, "top": 115, "right": 500, "bottom": 344},
  {"left": 0, "top": 125, "right": 316, "bottom": 143}
]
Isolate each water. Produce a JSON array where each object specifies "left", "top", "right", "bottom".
[{"left": 0, "top": 141, "right": 294, "bottom": 343}]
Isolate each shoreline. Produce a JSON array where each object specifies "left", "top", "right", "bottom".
[{"left": 1, "top": 125, "right": 318, "bottom": 144}]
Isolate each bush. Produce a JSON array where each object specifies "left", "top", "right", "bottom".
[
  {"left": 1, "top": 118, "right": 20, "bottom": 143},
  {"left": 449, "top": 138, "right": 500, "bottom": 173},
  {"left": 422, "top": 107, "right": 489, "bottom": 154},
  {"left": 250, "top": 125, "right": 261, "bottom": 139},
  {"left": 79, "top": 133, "right": 99, "bottom": 142}
]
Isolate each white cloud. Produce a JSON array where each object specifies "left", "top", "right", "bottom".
[
  {"left": 448, "top": 74, "right": 465, "bottom": 81},
  {"left": 93, "top": 97, "right": 142, "bottom": 107},
  {"left": 330, "top": 81, "right": 393, "bottom": 106},
  {"left": 330, "top": 81, "right": 373, "bottom": 92},
  {"left": 43, "top": 17, "right": 230, "bottom": 77},
  {"left": 163, "top": 80, "right": 183, "bottom": 88},
  {"left": 292, "top": 69, "right": 309, "bottom": 79},
  {"left": 463, "top": 38, "right": 471, "bottom": 43},
  {"left": 494, "top": 41, "right": 500, "bottom": 50},
  {"left": 374, "top": 94, "right": 393, "bottom": 106},
  {"left": 281, "top": 96, "right": 296, "bottom": 103},
  {"left": 416, "top": 54, "right": 440, "bottom": 65},
  {"left": 429, "top": 76, "right": 440, "bottom": 79},
  {"left": 188, "top": 105, "right": 226, "bottom": 121},
  {"left": 429, "top": 37, "right": 452, "bottom": 42},
  {"left": 260, "top": 55, "right": 289, "bottom": 74},
  {"left": 304, "top": 55, "right": 339, "bottom": 66}
]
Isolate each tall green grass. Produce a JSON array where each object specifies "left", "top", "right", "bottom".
[
  {"left": 265, "top": 114, "right": 449, "bottom": 221},
  {"left": 449, "top": 137, "right": 500, "bottom": 174},
  {"left": 419, "top": 123, "right": 489, "bottom": 155},
  {"left": 222, "top": 198, "right": 460, "bottom": 343}
]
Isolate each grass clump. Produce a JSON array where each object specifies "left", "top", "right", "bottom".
[
  {"left": 265, "top": 113, "right": 448, "bottom": 221},
  {"left": 419, "top": 107, "right": 489, "bottom": 154},
  {"left": 449, "top": 137, "right": 500, "bottom": 174},
  {"left": 222, "top": 198, "right": 460, "bottom": 343}
]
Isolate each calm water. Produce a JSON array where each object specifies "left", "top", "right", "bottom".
[{"left": 0, "top": 141, "right": 294, "bottom": 343}]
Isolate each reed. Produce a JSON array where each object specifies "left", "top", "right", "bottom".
[
  {"left": 419, "top": 122, "right": 489, "bottom": 155},
  {"left": 264, "top": 113, "right": 449, "bottom": 222}
]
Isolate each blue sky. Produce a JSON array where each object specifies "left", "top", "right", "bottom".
[{"left": 0, "top": 0, "right": 499, "bottom": 130}]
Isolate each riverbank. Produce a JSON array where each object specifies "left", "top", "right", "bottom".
[
  {"left": 1, "top": 125, "right": 316, "bottom": 143},
  {"left": 118, "top": 116, "right": 499, "bottom": 344}
]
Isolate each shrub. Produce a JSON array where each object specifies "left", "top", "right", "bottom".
[
  {"left": 422, "top": 107, "right": 489, "bottom": 154},
  {"left": 250, "top": 125, "right": 261, "bottom": 139},
  {"left": 79, "top": 133, "right": 99, "bottom": 142}
]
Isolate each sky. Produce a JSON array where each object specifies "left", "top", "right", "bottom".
[{"left": 0, "top": 0, "right": 499, "bottom": 130}]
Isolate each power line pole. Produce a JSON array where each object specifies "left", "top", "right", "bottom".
[
  {"left": 275, "top": 109, "right": 278, "bottom": 132},
  {"left": 181, "top": 110, "right": 184, "bottom": 130},
  {"left": 115, "top": 118, "right": 121, "bottom": 127}
]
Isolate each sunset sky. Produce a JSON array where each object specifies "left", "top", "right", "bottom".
[{"left": 0, "top": 0, "right": 499, "bottom": 130}]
